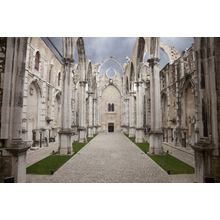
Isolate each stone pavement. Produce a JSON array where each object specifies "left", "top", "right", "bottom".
[{"left": 27, "top": 133, "right": 194, "bottom": 183}]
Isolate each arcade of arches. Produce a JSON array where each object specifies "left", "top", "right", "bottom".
[{"left": 0, "top": 37, "right": 220, "bottom": 183}]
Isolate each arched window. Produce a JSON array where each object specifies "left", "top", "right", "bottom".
[
  {"left": 108, "top": 103, "right": 111, "bottom": 112},
  {"left": 111, "top": 103, "right": 114, "bottom": 112},
  {"left": 34, "top": 51, "right": 40, "bottom": 71},
  {"left": 108, "top": 103, "right": 114, "bottom": 112},
  {"left": 58, "top": 72, "right": 61, "bottom": 86}
]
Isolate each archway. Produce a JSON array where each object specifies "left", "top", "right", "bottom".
[
  {"left": 180, "top": 81, "right": 196, "bottom": 147},
  {"left": 27, "top": 81, "right": 42, "bottom": 145}
]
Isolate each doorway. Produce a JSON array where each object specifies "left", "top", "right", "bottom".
[{"left": 108, "top": 123, "right": 114, "bottom": 132}]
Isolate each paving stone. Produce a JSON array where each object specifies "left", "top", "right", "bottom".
[{"left": 27, "top": 133, "right": 173, "bottom": 182}]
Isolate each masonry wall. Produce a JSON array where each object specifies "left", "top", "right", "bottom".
[{"left": 22, "top": 38, "right": 63, "bottom": 147}]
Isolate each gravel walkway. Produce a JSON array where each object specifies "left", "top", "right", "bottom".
[{"left": 27, "top": 132, "right": 172, "bottom": 183}]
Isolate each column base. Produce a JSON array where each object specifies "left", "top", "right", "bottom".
[
  {"left": 78, "top": 127, "right": 87, "bottom": 143},
  {"left": 1, "top": 139, "right": 31, "bottom": 183},
  {"left": 129, "top": 127, "right": 135, "bottom": 138},
  {"left": 88, "top": 126, "right": 94, "bottom": 138},
  {"left": 149, "top": 131, "right": 163, "bottom": 154},
  {"left": 58, "top": 129, "right": 74, "bottom": 155},
  {"left": 191, "top": 138, "right": 214, "bottom": 183},
  {"left": 135, "top": 128, "right": 144, "bottom": 143},
  {"left": 122, "top": 125, "right": 129, "bottom": 134},
  {"left": 93, "top": 126, "right": 97, "bottom": 135}
]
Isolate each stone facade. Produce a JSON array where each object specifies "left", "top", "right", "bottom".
[
  {"left": 98, "top": 73, "right": 122, "bottom": 133},
  {"left": 22, "top": 38, "right": 63, "bottom": 149},
  {"left": 160, "top": 46, "right": 197, "bottom": 149}
]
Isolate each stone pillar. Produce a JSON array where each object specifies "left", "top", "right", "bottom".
[
  {"left": 124, "top": 97, "right": 129, "bottom": 134},
  {"left": 93, "top": 98, "right": 97, "bottom": 134},
  {"left": 174, "top": 62, "right": 181, "bottom": 146},
  {"left": 135, "top": 81, "right": 144, "bottom": 143},
  {"left": 145, "top": 81, "right": 151, "bottom": 133},
  {"left": 122, "top": 97, "right": 129, "bottom": 133},
  {"left": 58, "top": 38, "right": 74, "bottom": 155},
  {"left": 129, "top": 92, "right": 135, "bottom": 137},
  {"left": 78, "top": 81, "right": 87, "bottom": 142},
  {"left": 0, "top": 38, "right": 30, "bottom": 183},
  {"left": 88, "top": 92, "right": 94, "bottom": 138},
  {"left": 192, "top": 138, "right": 213, "bottom": 182},
  {"left": 148, "top": 58, "right": 163, "bottom": 154},
  {"left": 97, "top": 96, "right": 101, "bottom": 132}
]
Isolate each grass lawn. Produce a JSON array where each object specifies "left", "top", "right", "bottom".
[
  {"left": 125, "top": 134, "right": 149, "bottom": 153},
  {"left": 27, "top": 134, "right": 96, "bottom": 175},
  {"left": 73, "top": 142, "right": 87, "bottom": 154},
  {"left": 148, "top": 153, "right": 194, "bottom": 174},
  {"left": 124, "top": 133, "right": 194, "bottom": 174},
  {"left": 26, "top": 155, "right": 72, "bottom": 175},
  {"left": 73, "top": 135, "right": 96, "bottom": 153}
]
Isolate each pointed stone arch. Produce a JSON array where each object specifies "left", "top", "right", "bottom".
[
  {"left": 29, "top": 79, "right": 43, "bottom": 97},
  {"left": 179, "top": 76, "right": 195, "bottom": 97},
  {"left": 144, "top": 37, "right": 180, "bottom": 64},
  {"left": 100, "top": 83, "right": 122, "bottom": 98},
  {"left": 129, "top": 62, "right": 135, "bottom": 91},
  {"left": 76, "top": 37, "right": 87, "bottom": 81},
  {"left": 87, "top": 61, "right": 93, "bottom": 91}
]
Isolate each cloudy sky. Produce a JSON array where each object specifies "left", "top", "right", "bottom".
[
  {"left": 49, "top": 37, "right": 193, "bottom": 67},
  {"left": 84, "top": 37, "right": 193, "bottom": 67}
]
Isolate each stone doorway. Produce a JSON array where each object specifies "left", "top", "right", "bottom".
[{"left": 108, "top": 123, "right": 114, "bottom": 132}]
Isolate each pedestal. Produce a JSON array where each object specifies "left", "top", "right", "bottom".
[
  {"left": 4, "top": 139, "right": 31, "bottom": 183},
  {"left": 129, "top": 127, "right": 135, "bottom": 138},
  {"left": 192, "top": 138, "right": 213, "bottom": 182},
  {"left": 58, "top": 129, "right": 73, "bottom": 154},
  {"left": 88, "top": 126, "right": 94, "bottom": 138},
  {"left": 78, "top": 127, "right": 87, "bottom": 143},
  {"left": 135, "top": 128, "right": 144, "bottom": 143},
  {"left": 149, "top": 131, "right": 163, "bottom": 154},
  {"left": 122, "top": 125, "right": 129, "bottom": 134},
  {"left": 93, "top": 126, "right": 98, "bottom": 135}
]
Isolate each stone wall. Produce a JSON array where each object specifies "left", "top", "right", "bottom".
[
  {"left": 160, "top": 45, "right": 197, "bottom": 149},
  {"left": 22, "top": 38, "right": 63, "bottom": 147},
  {"left": 98, "top": 73, "right": 122, "bottom": 132}
]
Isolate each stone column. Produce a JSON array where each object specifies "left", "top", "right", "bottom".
[
  {"left": 129, "top": 91, "right": 135, "bottom": 137},
  {"left": 122, "top": 98, "right": 128, "bottom": 133},
  {"left": 0, "top": 38, "right": 30, "bottom": 183},
  {"left": 93, "top": 98, "right": 97, "bottom": 134},
  {"left": 174, "top": 62, "right": 181, "bottom": 146},
  {"left": 135, "top": 81, "right": 144, "bottom": 143},
  {"left": 145, "top": 81, "right": 151, "bottom": 133},
  {"left": 166, "top": 68, "right": 171, "bottom": 143},
  {"left": 124, "top": 97, "right": 129, "bottom": 134},
  {"left": 192, "top": 138, "right": 213, "bottom": 182},
  {"left": 88, "top": 91, "right": 94, "bottom": 138},
  {"left": 78, "top": 81, "right": 87, "bottom": 142},
  {"left": 148, "top": 58, "right": 163, "bottom": 154},
  {"left": 97, "top": 95, "right": 101, "bottom": 132},
  {"left": 58, "top": 38, "right": 74, "bottom": 155}
]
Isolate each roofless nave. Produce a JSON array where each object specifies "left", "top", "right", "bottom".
[{"left": 0, "top": 37, "right": 220, "bottom": 183}]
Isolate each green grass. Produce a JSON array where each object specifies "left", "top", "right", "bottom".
[
  {"left": 73, "top": 142, "right": 87, "bottom": 154},
  {"left": 27, "top": 134, "right": 97, "bottom": 175},
  {"left": 124, "top": 133, "right": 194, "bottom": 175},
  {"left": 124, "top": 134, "right": 149, "bottom": 153},
  {"left": 26, "top": 155, "right": 72, "bottom": 175},
  {"left": 148, "top": 153, "right": 194, "bottom": 174}
]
